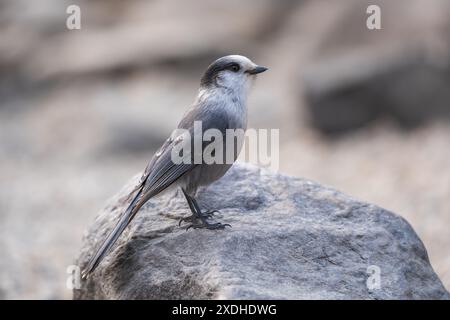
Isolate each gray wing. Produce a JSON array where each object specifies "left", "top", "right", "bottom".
[
  {"left": 123, "top": 135, "right": 176, "bottom": 200},
  {"left": 141, "top": 139, "right": 194, "bottom": 197},
  {"left": 139, "top": 103, "right": 231, "bottom": 198}
]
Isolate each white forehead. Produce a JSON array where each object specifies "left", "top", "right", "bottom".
[{"left": 223, "top": 55, "right": 256, "bottom": 68}]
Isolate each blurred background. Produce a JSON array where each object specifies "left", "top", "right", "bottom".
[{"left": 0, "top": 0, "right": 449, "bottom": 299}]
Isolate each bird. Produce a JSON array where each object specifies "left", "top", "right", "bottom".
[{"left": 81, "top": 55, "right": 268, "bottom": 279}]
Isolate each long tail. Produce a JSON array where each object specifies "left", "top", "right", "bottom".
[{"left": 81, "top": 187, "right": 145, "bottom": 279}]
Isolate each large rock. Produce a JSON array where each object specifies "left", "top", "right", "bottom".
[{"left": 74, "top": 163, "right": 449, "bottom": 299}]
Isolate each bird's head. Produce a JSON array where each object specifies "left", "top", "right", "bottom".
[{"left": 200, "top": 55, "right": 268, "bottom": 95}]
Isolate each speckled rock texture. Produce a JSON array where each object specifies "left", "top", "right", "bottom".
[{"left": 74, "top": 163, "right": 449, "bottom": 300}]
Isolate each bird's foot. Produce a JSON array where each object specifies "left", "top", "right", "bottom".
[
  {"left": 178, "top": 210, "right": 221, "bottom": 226},
  {"left": 185, "top": 220, "right": 231, "bottom": 231},
  {"left": 178, "top": 210, "right": 230, "bottom": 230},
  {"left": 179, "top": 189, "right": 229, "bottom": 230},
  {"left": 204, "top": 209, "right": 221, "bottom": 217}
]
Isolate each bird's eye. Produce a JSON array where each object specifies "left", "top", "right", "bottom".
[{"left": 230, "top": 64, "right": 240, "bottom": 72}]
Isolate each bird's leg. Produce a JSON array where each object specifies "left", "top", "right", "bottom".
[
  {"left": 179, "top": 188, "right": 230, "bottom": 230},
  {"left": 178, "top": 189, "right": 201, "bottom": 225},
  {"left": 190, "top": 198, "right": 222, "bottom": 220},
  {"left": 179, "top": 188, "right": 215, "bottom": 222}
]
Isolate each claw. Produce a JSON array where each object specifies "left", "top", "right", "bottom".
[
  {"left": 179, "top": 189, "right": 229, "bottom": 231},
  {"left": 185, "top": 222, "right": 231, "bottom": 231},
  {"left": 179, "top": 216, "right": 191, "bottom": 226},
  {"left": 204, "top": 209, "right": 221, "bottom": 217},
  {"left": 179, "top": 209, "right": 220, "bottom": 226}
]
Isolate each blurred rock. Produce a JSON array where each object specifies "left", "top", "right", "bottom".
[
  {"left": 75, "top": 163, "right": 449, "bottom": 299},
  {"left": 99, "top": 124, "right": 167, "bottom": 157},
  {"left": 304, "top": 50, "right": 450, "bottom": 134},
  {"left": 302, "top": 0, "right": 450, "bottom": 134},
  {"left": 0, "top": 0, "right": 291, "bottom": 81}
]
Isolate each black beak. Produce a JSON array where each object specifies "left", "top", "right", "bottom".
[{"left": 246, "top": 65, "right": 268, "bottom": 75}]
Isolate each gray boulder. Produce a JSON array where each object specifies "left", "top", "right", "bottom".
[{"left": 74, "top": 163, "right": 449, "bottom": 299}]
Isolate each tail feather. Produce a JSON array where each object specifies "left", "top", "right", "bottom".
[{"left": 81, "top": 188, "right": 144, "bottom": 279}]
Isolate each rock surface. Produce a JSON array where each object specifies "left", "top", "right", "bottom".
[{"left": 74, "top": 163, "right": 449, "bottom": 300}]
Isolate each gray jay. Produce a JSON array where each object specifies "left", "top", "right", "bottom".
[{"left": 82, "top": 55, "right": 267, "bottom": 278}]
